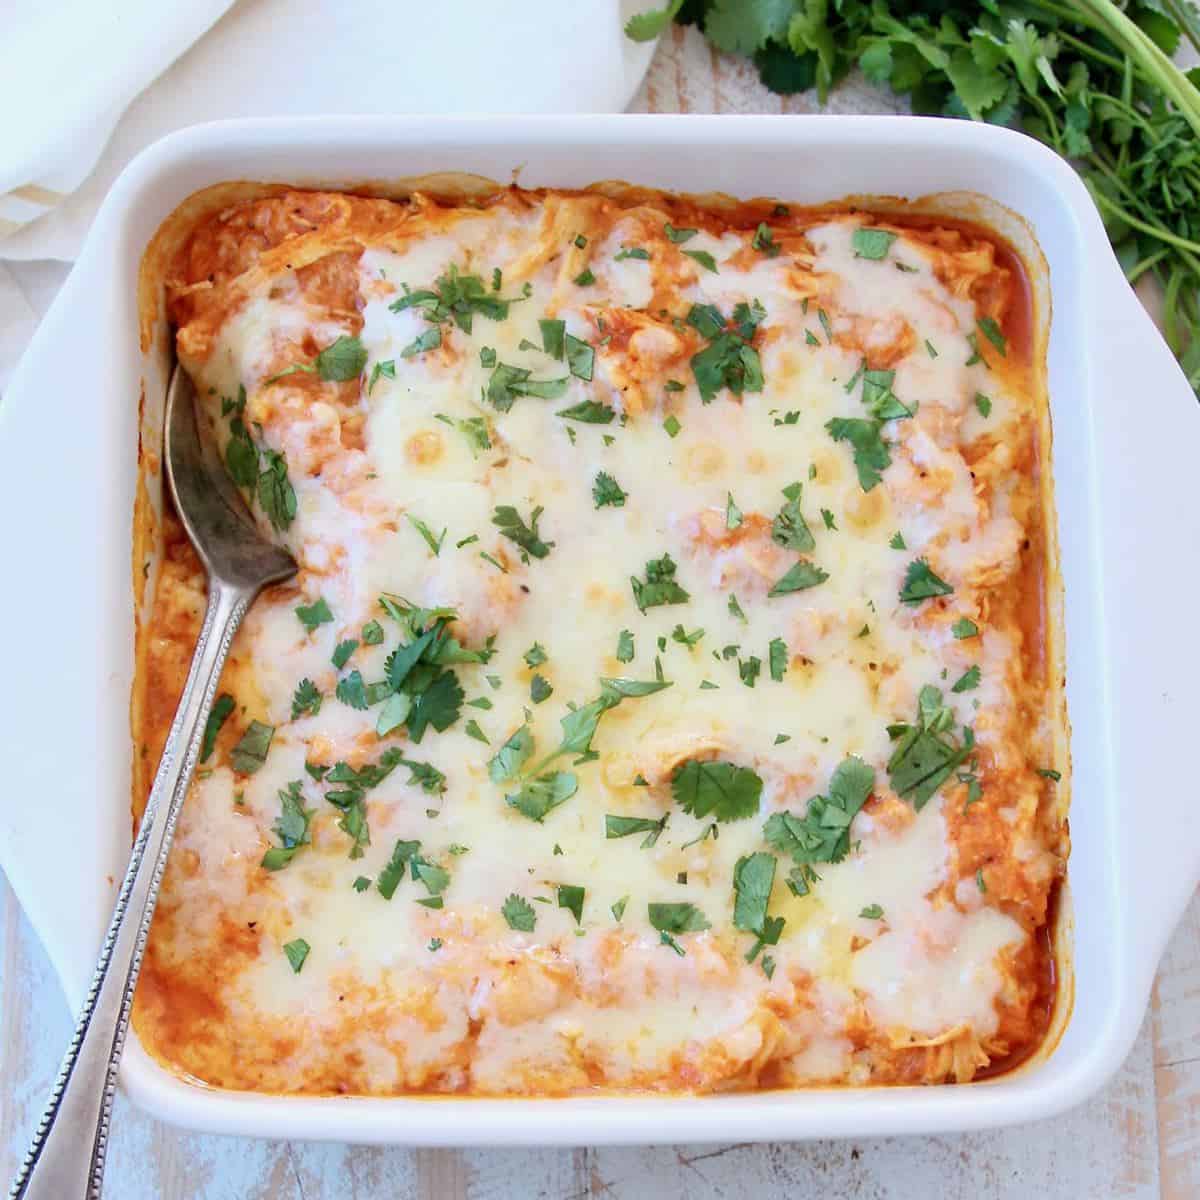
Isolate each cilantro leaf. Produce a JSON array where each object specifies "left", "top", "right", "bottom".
[
  {"left": 733, "top": 851, "right": 776, "bottom": 934},
  {"left": 405, "top": 670, "right": 464, "bottom": 742},
  {"left": 900, "top": 558, "right": 954, "bottom": 605},
  {"left": 539, "top": 318, "right": 566, "bottom": 359},
  {"left": 377, "top": 839, "right": 421, "bottom": 899},
  {"left": 231, "top": 720, "right": 274, "bottom": 775},
  {"left": 951, "top": 665, "right": 981, "bottom": 693},
  {"left": 886, "top": 687, "right": 972, "bottom": 810},
  {"left": 506, "top": 771, "right": 578, "bottom": 822},
  {"left": 605, "top": 813, "right": 668, "bottom": 847},
  {"left": 257, "top": 450, "right": 297, "bottom": 531},
  {"left": 952, "top": 617, "right": 979, "bottom": 639},
  {"left": 283, "top": 938, "right": 310, "bottom": 973},
  {"left": 768, "top": 637, "right": 788, "bottom": 681},
  {"left": 565, "top": 334, "right": 595, "bottom": 381},
  {"left": 295, "top": 597, "right": 333, "bottom": 633},
  {"left": 978, "top": 316, "right": 1008, "bottom": 356},
  {"left": 225, "top": 418, "right": 259, "bottom": 489},
  {"left": 501, "top": 893, "right": 537, "bottom": 931},
  {"left": 593, "top": 471, "right": 627, "bottom": 508},
  {"left": 200, "top": 694, "right": 235, "bottom": 762},
  {"left": 493, "top": 504, "right": 553, "bottom": 559},
  {"left": 631, "top": 553, "right": 690, "bottom": 612},
  {"left": 557, "top": 884, "right": 586, "bottom": 924},
  {"left": 691, "top": 334, "right": 764, "bottom": 403},
  {"left": 671, "top": 759, "right": 763, "bottom": 822},
  {"left": 314, "top": 335, "right": 368, "bottom": 381},
  {"left": 291, "top": 678, "right": 321, "bottom": 720},
  {"left": 557, "top": 400, "right": 614, "bottom": 424},
  {"left": 763, "top": 756, "right": 874, "bottom": 870},
  {"left": 851, "top": 228, "right": 898, "bottom": 260},
  {"left": 616, "top": 629, "right": 635, "bottom": 662},
  {"left": 772, "top": 483, "right": 815, "bottom": 552},
  {"left": 826, "top": 417, "right": 891, "bottom": 491},
  {"left": 683, "top": 249, "right": 719, "bottom": 273},
  {"left": 648, "top": 901, "right": 710, "bottom": 934},
  {"left": 768, "top": 560, "right": 829, "bottom": 597},
  {"left": 261, "top": 781, "right": 312, "bottom": 870}
]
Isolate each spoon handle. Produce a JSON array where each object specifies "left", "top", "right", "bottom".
[{"left": 9, "top": 579, "right": 253, "bottom": 1200}]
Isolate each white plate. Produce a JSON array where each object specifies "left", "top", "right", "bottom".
[{"left": 1, "top": 114, "right": 1198, "bottom": 1145}]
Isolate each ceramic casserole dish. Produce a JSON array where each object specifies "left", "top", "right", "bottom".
[{"left": 0, "top": 114, "right": 1197, "bottom": 1145}]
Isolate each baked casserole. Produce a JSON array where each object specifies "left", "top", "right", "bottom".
[{"left": 132, "top": 183, "right": 1067, "bottom": 1095}]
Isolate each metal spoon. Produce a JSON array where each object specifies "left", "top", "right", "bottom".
[{"left": 9, "top": 367, "right": 296, "bottom": 1199}]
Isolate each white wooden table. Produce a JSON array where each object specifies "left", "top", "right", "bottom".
[{"left": 3, "top": 25, "right": 1199, "bottom": 1199}]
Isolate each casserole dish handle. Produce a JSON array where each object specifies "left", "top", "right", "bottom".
[{"left": 1087, "top": 259, "right": 1200, "bottom": 997}]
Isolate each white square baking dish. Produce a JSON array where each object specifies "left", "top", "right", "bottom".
[{"left": 1, "top": 114, "right": 1197, "bottom": 1145}]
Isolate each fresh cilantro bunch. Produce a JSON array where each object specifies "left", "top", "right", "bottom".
[{"left": 628, "top": 0, "right": 1200, "bottom": 393}]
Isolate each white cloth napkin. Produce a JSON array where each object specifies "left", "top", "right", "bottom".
[
  {"left": 0, "top": 0, "right": 655, "bottom": 261},
  {"left": 0, "top": 0, "right": 658, "bottom": 387}
]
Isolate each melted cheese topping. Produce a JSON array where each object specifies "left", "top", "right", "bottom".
[{"left": 133, "top": 187, "right": 1067, "bottom": 1096}]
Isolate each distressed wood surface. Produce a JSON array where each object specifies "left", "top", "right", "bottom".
[{"left": 2, "top": 23, "right": 1198, "bottom": 1199}]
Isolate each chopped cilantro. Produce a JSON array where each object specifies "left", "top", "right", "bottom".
[
  {"left": 295, "top": 597, "right": 333, "bottom": 633},
  {"left": 672, "top": 759, "right": 763, "bottom": 823},
  {"left": 732, "top": 852, "right": 777, "bottom": 936},
  {"left": 539, "top": 318, "right": 566, "bottom": 359},
  {"left": 889, "top": 531, "right": 906, "bottom": 550},
  {"left": 978, "top": 316, "right": 1008, "bottom": 356},
  {"left": 493, "top": 504, "right": 553, "bottom": 559},
  {"left": 752, "top": 223, "right": 780, "bottom": 256},
  {"left": 506, "top": 771, "right": 578, "bottom": 822},
  {"left": 665, "top": 222, "right": 697, "bottom": 243},
  {"left": 489, "top": 725, "right": 535, "bottom": 783},
  {"left": 727, "top": 593, "right": 747, "bottom": 622},
  {"left": 200, "top": 694, "right": 235, "bottom": 762},
  {"left": 615, "top": 246, "right": 650, "bottom": 262},
  {"left": 772, "top": 482, "right": 815, "bottom": 553},
  {"left": 859, "top": 903, "right": 884, "bottom": 919},
  {"left": 952, "top": 665, "right": 981, "bottom": 693},
  {"left": 975, "top": 392, "right": 993, "bottom": 417},
  {"left": 593, "top": 471, "right": 627, "bottom": 509},
  {"left": 726, "top": 491, "right": 743, "bottom": 530},
  {"left": 615, "top": 629, "right": 635, "bottom": 663},
  {"left": 573, "top": 268, "right": 595, "bottom": 286},
  {"left": 283, "top": 938, "right": 310, "bottom": 973},
  {"left": 826, "top": 416, "right": 890, "bottom": 491},
  {"left": 738, "top": 656, "right": 762, "bottom": 687},
  {"left": 261, "top": 781, "right": 312, "bottom": 870},
  {"left": 502, "top": 893, "right": 536, "bottom": 931},
  {"left": 487, "top": 363, "right": 568, "bottom": 411},
  {"left": 887, "top": 686, "right": 973, "bottom": 810},
  {"left": 401, "top": 327, "right": 442, "bottom": 359},
  {"left": 768, "top": 560, "right": 829, "bottom": 597},
  {"left": 899, "top": 558, "right": 954, "bottom": 605},
  {"left": 683, "top": 249, "right": 718, "bottom": 273},
  {"left": 952, "top": 617, "right": 979, "bottom": 639},
  {"left": 557, "top": 884, "right": 586, "bottom": 924},
  {"left": 566, "top": 334, "right": 595, "bottom": 381},
  {"left": 464, "top": 718, "right": 489, "bottom": 743},
  {"left": 558, "top": 400, "right": 614, "bottom": 424},
  {"left": 530, "top": 675, "right": 553, "bottom": 704},
  {"left": 663, "top": 414, "right": 682, "bottom": 437},
  {"left": 331, "top": 639, "right": 358, "bottom": 670},
  {"left": 851, "top": 228, "right": 897, "bottom": 260},
  {"left": 764, "top": 757, "right": 874, "bottom": 873},
  {"left": 231, "top": 720, "right": 274, "bottom": 775},
  {"left": 648, "top": 902, "right": 710, "bottom": 935},
  {"left": 368, "top": 359, "right": 396, "bottom": 393},
  {"left": 291, "top": 678, "right": 322, "bottom": 720},
  {"left": 408, "top": 514, "right": 446, "bottom": 556},
  {"left": 605, "top": 813, "right": 668, "bottom": 848},
  {"left": 768, "top": 637, "right": 788, "bottom": 682},
  {"left": 631, "top": 553, "right": 690, "bottom": 612}
]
